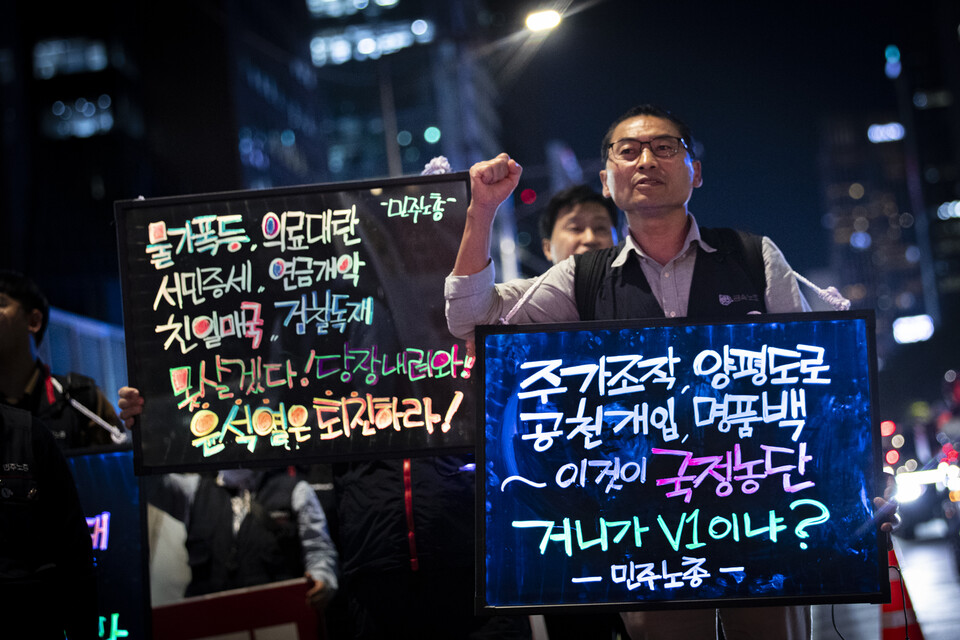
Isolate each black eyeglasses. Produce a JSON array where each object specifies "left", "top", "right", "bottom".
[{"left": 607, "top": 136, "right": 688, "bottom": 162}]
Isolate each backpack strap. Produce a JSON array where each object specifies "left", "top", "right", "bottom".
[
  {"left": 574, "top": 246, "right": 619, "bottom": 321},
  {"left": 733, "top": 229, "right": 766, "bottom": 300}
]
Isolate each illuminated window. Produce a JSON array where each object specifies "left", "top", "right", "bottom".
[
  {"left": 306, "top": 0, "right": 396, "bottom": 17},
  {"left": 867, "top": 122, "right": 904, "bottom": 143},
  {"left": 33, "top": 38, "right": 108, "bottom": 79},
  {"left": 938, "top": 201, "right": 960, "bottom": 220},
  {"left": 309, "top": 20, "right": 435, "bottom": 67},
  {"left": 41, "top": 95, "right": 114, "bottom": 139}
]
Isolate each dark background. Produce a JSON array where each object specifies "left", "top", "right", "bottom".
[
  {"left": 488, "top": 0, "right": 947, "bottom": 272},
  {"left": 1, "top": 0, "right": 957, "bottom": 427}
]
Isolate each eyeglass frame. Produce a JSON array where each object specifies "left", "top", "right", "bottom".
[{"left": 605, "top": 136, "right": 690, "bottom": 163}]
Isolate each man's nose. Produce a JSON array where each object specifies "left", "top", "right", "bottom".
[
  {"left": 580, "top": 228, "right": 598, "bottom": 245},
  {"left": 637, "top": 145, "right": 659, "bottom": 167}
]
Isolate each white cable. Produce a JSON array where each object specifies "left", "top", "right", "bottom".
[
  {"left": 791, "top": 270, "right": 851, "bottom": 311},
  {"left": 50, "top": 377, "right": 129, "bottom": 444}
]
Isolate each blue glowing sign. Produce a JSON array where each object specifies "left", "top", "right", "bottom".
[{"left": 477, "top": 312, "right": 888, "bottom": 612}]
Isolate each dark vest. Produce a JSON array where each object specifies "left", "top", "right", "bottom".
[
  {"left": 0, "top": 405, "right": 93, "bottom": 639},
  {"left": 0, "top": 405, "right": 43, "bottom": 582},
  {"left": 575, "top": 227, "right": 767, "bottom": 320},
  {"left": 185, "top": 471, "right": 303, "bottom": 596}
]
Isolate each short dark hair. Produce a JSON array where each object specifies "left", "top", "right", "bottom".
[
  {"left": 0, "top": 270, "right": 49, "bottom": 345},
  {"left": 538, "top": 185, "right": 618, "bottom": 242},
  {"left": 601, "top": 104, "right": 698, "bottom": 163}
]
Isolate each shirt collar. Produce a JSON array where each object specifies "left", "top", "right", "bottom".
[
  {"left": 3, "top": 360, "right": 43, "bottom": 406},
  {"left": 610, "top": 213, "right": 716, "bottom": 268},
  {"left": 23, "top": 361, "right": 42, "bottom": 396}
]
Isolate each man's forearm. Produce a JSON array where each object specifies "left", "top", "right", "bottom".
[{"left": 451, "top": 202, "right": 497, "bottom": 276}]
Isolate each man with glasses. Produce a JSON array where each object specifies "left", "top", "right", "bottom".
[
  {"left": 444, "top": 104, "right": 811, "bottom": 639},
  {"left": 446, "top": 104, "right": 810, "bottom": 331}
]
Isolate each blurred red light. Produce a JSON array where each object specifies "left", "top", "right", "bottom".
[
  {"left": 885, "top": 449, "right": 900, "bottom": 465},
  {"left": 880, "top": 420, "right": 896, "bottom": 437},
  {"left": 520, "top": 188, "right": 537, "bottom": 205}
]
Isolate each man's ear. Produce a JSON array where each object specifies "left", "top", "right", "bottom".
[
  {"left": 599, "top": 169, "right": 612, "bottom": 198},
  {"left": 26, "top": 308, "right": 43, "bottom": 337},
  {"left": 541, "top": 238, "right": 554, "bottom": 263},
  {"left": 692, "top": 160, "right": 703, "bottom": 188}
]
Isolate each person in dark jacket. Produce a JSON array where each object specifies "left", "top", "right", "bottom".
[
  {"left": 0, "top": 403, "right": 98, "bottom": 639},
  {"left": 0, "top": 269, "right": 126, "bottom": 450},
  {"left": 119, "top": 387, "right": 339, "bottom": 612},
  {"left": 150, "top": 467, "right": 339, "bottom": 607},
  {"left": 328, "top": 455, "right": 502, "bottom": 639}
]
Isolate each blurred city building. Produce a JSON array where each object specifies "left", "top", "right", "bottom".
[
  {"left": 0, "top": 0, "right": 508, "bottom": 325},
  {"left": 818, "top": 114, "right": 928, "bottom": 362},
  {"left": 817, "top": 2, "right": 960, "bottom": 422}
]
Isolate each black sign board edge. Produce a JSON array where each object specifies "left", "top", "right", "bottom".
[
  {"left": 473, "top": 309, "right": 889, "bottom": 615},
  {"left": 113, "top": 171, "right": 471, "bottom": 476},
  {"left": 132, "top": 442, "right": 477, "bottom": 477},
  {"left": 113, "top": 171, "right": 471, "bottom": 215}
]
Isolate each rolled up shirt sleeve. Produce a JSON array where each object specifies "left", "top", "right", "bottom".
[
  {"left": 444, "top": 258, "right": 579, "bottom": 341},
  {"left": 444, "top": 260, "right": 509, "bottom": 340},
  {"left": 293, "top": 481, "right": 339, "bottom": 591}
]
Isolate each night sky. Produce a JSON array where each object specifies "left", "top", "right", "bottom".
[{"left": 484, "top": 0, "right": 946, "bottom": 273}]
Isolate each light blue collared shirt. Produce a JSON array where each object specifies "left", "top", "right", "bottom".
[{"left": 444, "top": 213, "right": 810, "bottom": 340}]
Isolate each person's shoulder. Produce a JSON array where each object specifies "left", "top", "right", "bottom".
[
  {"left": 0, "top": 402, "right": 46, "bottom": 432},
  {"left": 0, "top": 403, "right": 63, "bottom": 458},
  {"left": 698, "top": 226, "right": 760, "bottom": 241},
  {"left": 574, "top": 244, "right": 622, "bottom": 265},
  {"left": 53, "top": 371, "right": 116, "bottom": 415},
  {"left": 0, "top": 403, "right": 33, "bottom": 431},
  {"left": 53, "top": 371, "right": 99, "bottom": 395},
  {"left": 698, "top": 227, "right": 766, "bottom": 259}
]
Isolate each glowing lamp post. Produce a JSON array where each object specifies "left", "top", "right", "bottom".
[{"left": 525, "top": 9, "right": 562, "bottom": 32}]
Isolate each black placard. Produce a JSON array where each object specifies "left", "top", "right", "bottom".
[
  {"left": 116, "top": 173, "right": 474, "bottom": 474},
  {"left": 476, "top": 312, "right": 888, "bottom": 612},
  {"left": 67, "top": 448, "right": 148, "bottom": 638}
]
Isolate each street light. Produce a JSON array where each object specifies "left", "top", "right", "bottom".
[{"left": 526, "top": 9, "right": 562, "bottom": 32}]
